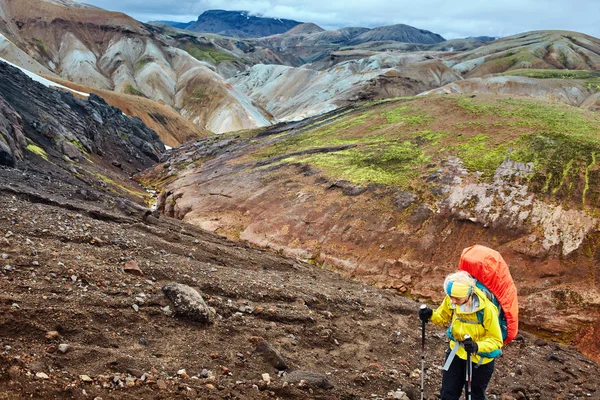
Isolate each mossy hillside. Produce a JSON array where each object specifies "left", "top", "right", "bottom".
[
  {"left": 503, "top": 69, "right": 600, "bottom": 91},
  {"left": 66, "top": 138, "right": 88, "bottom": 154},
  {"left": 252, "top": 101, "right": 444, "bottom": 187},
  {"left": 246, "top": 95, "right": 600, "bottom": 205},
  {"left": 503, "top": 69, "right": 600, "bottom": 80},
  {"left": 185, "top": 88, "right": 219, "bottom": 106},
  {"left": 456, "top": 97, "right": 600, "bottom": 203},
  {"left": 180, "top": 41, "right": 236, "bottom": 64},
  {"left": 135, "top": 57, "right": 153, "bottom": 71},
  {"left": 484, "top": 50, "right": 536, "bottom": 72}
]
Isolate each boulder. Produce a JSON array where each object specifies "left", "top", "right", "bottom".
[{"left": 162, "top": 282, "right": 212, "bottom": 323}]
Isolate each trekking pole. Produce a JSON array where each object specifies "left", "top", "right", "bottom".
[
  {"left": 419, "top": 304, "right": 427, "bottom": 400},
  {"left": 464, "top": 334, "right": 472, "bottom": 400}
]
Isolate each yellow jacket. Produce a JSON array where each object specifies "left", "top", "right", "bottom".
[{"left": 431, "top": 287, "right": 503, "bottom": 365}]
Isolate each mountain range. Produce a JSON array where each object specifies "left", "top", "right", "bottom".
[
  {"left": 2, "top": 1, "right": 600, "bottom": 397},
  {"left": 154, "top": 9, "right": 446, "bottom": 44}
]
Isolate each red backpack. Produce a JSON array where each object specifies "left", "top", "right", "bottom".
[{"left": 458, "top": 245, "right": 519, "bottom": 344}]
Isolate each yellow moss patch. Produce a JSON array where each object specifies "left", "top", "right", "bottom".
[{"left": 26, "top": 143, "right": 49, "bottom": 161}]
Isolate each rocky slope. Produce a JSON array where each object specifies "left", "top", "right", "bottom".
[
  {"left": 1, "top": 33, "right": 207, "bottom": 146},
  {"left": 0, "top": 0, "right": 273, "bottom": 134},
  {"left": 0, "top": 60, "right": 163, "bottom": 177},
  {"left": 139, "top": 94, "right": 600, "bottom": 362}
]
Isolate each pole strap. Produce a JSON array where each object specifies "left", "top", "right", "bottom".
[{"left": 442, "top": 341, "right": 460, "bottom": 371}]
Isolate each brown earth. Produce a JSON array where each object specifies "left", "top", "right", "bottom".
[{"left": 2, "top": 163, "right": 600, "bottom": 400}]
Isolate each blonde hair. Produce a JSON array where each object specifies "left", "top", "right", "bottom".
[{"left": 443, "top": 271, "right": 475, "bottom": 297}]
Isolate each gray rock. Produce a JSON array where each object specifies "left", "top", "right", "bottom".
[
  {"left": 200, "top": 368, "right": 212, "bottom": 378},
  {"left": 0, "top": 139, "right": 14, "bottom": 167},
  {"left": 255, "top": 340, "right": 288, "bottom": 370},
  {"left": 59, "top": 140, "right": 81, "bottom": 161},
  {"left": 162, "top": 282, "right": 213, "bottom": 323},
  {"left": 328, "top": 180, "right": 365, "bottom": 196},
  {"left": 407, "top": 204, "right": 434, "bottom": 224},
  {"left": 393, "top": 191, "right": 417, "bottom": 210},
  {"left": 283, "top": 370, "right": 333, "bottom": 389}
]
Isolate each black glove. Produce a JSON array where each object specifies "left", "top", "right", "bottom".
[
  {"left": 462, "top": 337, "right": 479, "bottom": 354},
  {"left": 418, "top": 307, "right": 433, "bottom": 323}
]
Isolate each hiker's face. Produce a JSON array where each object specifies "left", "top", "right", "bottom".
[{"left": 450, "top": 296, "right": 469, "bottom": 305}]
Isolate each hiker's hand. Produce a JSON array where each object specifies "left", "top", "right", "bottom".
[
  {"left": 418, "top": 307, "right": 433, "bottom": 322},
  {"left": 463, "top": 337, "right": 478, "bottom": 354}
]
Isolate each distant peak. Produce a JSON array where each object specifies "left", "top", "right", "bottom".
[
  {"left": 187, "top": 9, "right": 304, "bottom": 38},
  {"left": 285, "top": 23, "right": 325, "bottom": 35}
]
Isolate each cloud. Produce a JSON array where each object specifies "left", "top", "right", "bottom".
[{"left": 82, "top": 0, "right": 600, "bottom": 39}]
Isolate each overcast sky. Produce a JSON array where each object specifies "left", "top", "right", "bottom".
[{"left": 81, "top": 0, "right": 600, "bottom": 40}]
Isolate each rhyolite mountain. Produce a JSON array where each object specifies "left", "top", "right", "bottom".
[
  {"left": 250, "top": 23, "right": 450, "bottom": 64},
  {"left": 0, "top": 0, "right": 485, "bottom": 138},
  {"left": 228, "top": 30, "right": 600, "bottom": 122},
  {"left": 420, "top": 31, "right": 600, "bottom": 111},
  {"left": 444, "top": 30, "right": 600, "bottom": 77},
  {"left": 183, "top": 10, "right": 303, "bottom": 38},
  {"left": 0, "top": 0, "right": 273, "bottom": 135}
]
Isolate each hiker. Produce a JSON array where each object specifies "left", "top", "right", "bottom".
[{"left": 419, "top": 270, "right": 503, "bottom": 400}]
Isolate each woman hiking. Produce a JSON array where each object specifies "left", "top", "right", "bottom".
[{"left": 419, "top": 270, "right": 503, "bottom": 400}]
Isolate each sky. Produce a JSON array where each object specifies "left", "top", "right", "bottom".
[{"left": 81, "top": 0, "right": 600, "bottom": 40}]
